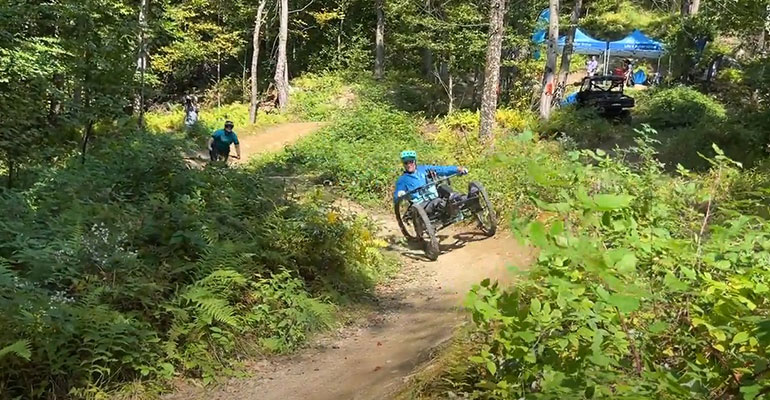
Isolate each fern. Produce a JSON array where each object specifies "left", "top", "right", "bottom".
[
  {"left": 181, "top": 287, "right": 239, "bottom": 327},
  {"left": 0, "top": 340, "right": 31, "bottom": 361},
  {"left": 0, "top": 258, "right": 16, "bottom": 288}
]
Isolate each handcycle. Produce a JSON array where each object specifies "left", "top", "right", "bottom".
[{"left": 393, "top": 171, "right": 497, "bottom": 261}]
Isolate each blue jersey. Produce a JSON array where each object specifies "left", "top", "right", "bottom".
[
  {"left": 393, "top": 165, "right": 460, "bottom": 203},
  {"left": 211, "top": 129, "right": 239, "bottom": 152}
]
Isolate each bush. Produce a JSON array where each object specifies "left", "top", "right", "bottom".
[
  {"left": 540, "top": 106, "right": 626, "bottom": 148},
  {"left": 458, "top": 133, "right": 770, "bottom": 399},
  {"left": 290, "top": 73, "right": 347, "bottom": 120},
  {"left": 635, "top": 86, "right": 727, "bottom": 129},
  {"left": 0, "top": 129, "right": 392, "bottom": 397}
]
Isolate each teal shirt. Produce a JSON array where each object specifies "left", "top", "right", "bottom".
[{"left": 212, "top": 129, "right": 239, "bottom": 152}]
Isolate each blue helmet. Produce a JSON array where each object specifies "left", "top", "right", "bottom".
[{"left": 400, "top": 150, "right": 417, "bottom": 162}]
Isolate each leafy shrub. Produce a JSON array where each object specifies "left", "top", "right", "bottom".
[
  {"left": 264, "top": 100, "right": 441, "bottom": 205},
  {"left": 202, "top": 76, "right": 247, "bottom": 107},
  {"left": 540, "top": 106, "right": 626, "bottom": 148},
  {"left": 0, "top": 128, "right": 391, "bottom": 397},
  {"left": 635, "top": 86, "right": 727, "bottom": 129},
  {"left": 458, "top": 131, "right": 770, "bottom": 398}
]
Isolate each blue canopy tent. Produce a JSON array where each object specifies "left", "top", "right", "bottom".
[
  {"left": 607, "top": 30, "right": 664, "bottom": 58},
  {"left": 557, "top": 28, "right": 607, "bottom": 55},
  {"left": 604, "top": 30, "right": 665, "bottom": 76}
]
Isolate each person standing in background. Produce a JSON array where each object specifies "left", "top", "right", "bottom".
[
  {"left": 183, "top": 95, "right": 199, "bottom": 129},
  {"left": 586, "top": 55, "right": 599, "bottom": 77}
]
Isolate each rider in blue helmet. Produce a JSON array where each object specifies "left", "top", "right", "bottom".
[{"left": 393, "top": 150, "right": 468, "bottom": 214}]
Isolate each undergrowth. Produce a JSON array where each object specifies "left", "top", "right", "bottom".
[
  {"left": 407, "top": 128, "right": 770, "bottom": 399},
  {"left": 0, "top": 73, "right": 394, "bottom": 399}
]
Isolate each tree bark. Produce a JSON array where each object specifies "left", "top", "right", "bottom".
[
  {"left": 680, "top": 0, "right": 699, "bottom": 16},
  {"left": 558, "top": 0, "right": 581, "bottom": 86},
  {"left": 249, "top": 0, "right": 268, "bottom": 123},
  {"left": 539, "top": 0, "right": 559, "bottom": 120},
  {"left": 274, "top": 0, "right": 289, "bottom": 109},
  {"left": 448, "top": 66, "right": 453, "bottom": 114},
  {"left": 374, "top": 0, "right": 385, "bottom": 79},
  {"left": 6, "top": 158, "right": 13, "bottom": 189},
  {"left": 135, "top": 0, "right": 149, "bottom": 126},
  {"left": 478, "top": 0, "right": 507, "bottom": 141}
]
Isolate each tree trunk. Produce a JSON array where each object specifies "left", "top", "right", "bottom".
[
  {"left": 249, "top": 0, "right": 268, "bottom": 124},
  {"left": 539, "top": 0, "right": 559, "bottom": 120},
  {"left": 422, "top": 49, "right": 434, "bottom": 81},
  {"left": 472, "top": 66, "right": 481, "bottom": 110},
  {"left": 135, "top": 0, "right": 149, "bottom": 127},
  {"left": 690, "top": 0, "right": 700, "bottom": 14},
  {"left": 274, "top": 0, "right": 289, "bottom": 109},
  {"left": 478, "top": 0, "right": 507, "bottom": 141},
  {"left": 558, "top": 0, "right": 581, "bottom": 86},
  {"left": 681, "top": 0, "right": 699, "bottom": 15},
  {"left": 447, "top": 58, "right": 454, "bottom": 114},
  {"left": 374, "top": 0, "right": 385, "bottom": 79},
  {"left": 6, "top": 158, "right": 13, "bottom": 189},
  {"left": 80, "top": 119, "right": 94, "bottom": 165}
]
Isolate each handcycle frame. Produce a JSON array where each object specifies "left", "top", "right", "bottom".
[{"left": 393, "top": 171, "right": 497, "bottom": 260}]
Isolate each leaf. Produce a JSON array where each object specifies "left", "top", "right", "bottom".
[
  {"left": 596, "top": 285, "right": 610, "bottom": 301},
  {"left": 486, "top": 360, "right": 497, "bottom": 375},
  {"left": 588, "top": 352, "right": 611, "bottom": 367},
  {"left": 592, "top": 194, "right": 634, "bottom": 211},
  {"left": 615, "top": 253, "right": 637, "bottom": 273},
  {"left": 530, "top": 298, "right": 542, "bottom": 315},
  {"left": 518, "top": 331, "right": 537, "bottom": 343},
  {"left": 740, "top": 384, "right": 761, "bottom": 400},
  {"left": 608, "top": 294, "right": 640, "bottom": 313},
  {"left": 712, "top": 329, "right": 727, "bottom": 342},
  {"left": 649, "top": 321, "right": 669, "bottom": 334},
  {"left": 731, "top": 331, "right": 749, "bottom": 345},
  {"left": 680, "top": 266, "right": 696, "bottom": 280},
  {"left": 468, "top": 356, "right": 485, "bottom": 364},
  {"left": 0, "top": 340, "right": 31, "bottom": 361},
  {"left": 529, "top": 222, "right": 547, "bottom": 247},
  {"left": 664, "top": 272, "right": 690, "bottom": 292}
]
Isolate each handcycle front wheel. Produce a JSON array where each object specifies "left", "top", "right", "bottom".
[
  {"left": 468, "top": 182, "right": 497, "bottom": 237},
  {"left": 394, "top": 199, "right": 418, "bottom": 241},
  {"left": 411, "top": 202, "right": 440, "bottom": 261}
]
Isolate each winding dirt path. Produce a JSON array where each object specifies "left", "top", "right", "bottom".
[
  {"left": 172, "top": 121, "right": 531, "bottom": 399},
  {"left": 233, "top": 122, "right": 326, "bottom": 162},
  {"left": 184, "top": 122, "right": 325, "bottom": 168},
  {"left": 167, "top": 197, "right": 531, "bottom": 400}
]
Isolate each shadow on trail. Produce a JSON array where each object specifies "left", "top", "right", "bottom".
[{"left": 393, "top": 229, "right": 492, "bottom": 262}]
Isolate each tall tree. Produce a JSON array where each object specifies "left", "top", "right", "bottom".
[
  {"left": 558, "top": 0, "right": 581, "bottom": 86},
  {"left": 539, "top": 0, "right": 559, "bottom": 120},
  {"left": 135, "top": 0, "right": 150, "bottom": 126},
  {"left": 250, "top": 0, "right": 268, "bottom": 123},
  {"left": 375, "top": 0, "right": 385, "bottom": 79},
  {"left": 275, "top": 0, "right": 290, "bottom": 109},
  {"left": 681, "top": 0, "right": 701, "bottom": 16},
  {"left": 478, "top": 0, "right": 507, "bottom": 141}
]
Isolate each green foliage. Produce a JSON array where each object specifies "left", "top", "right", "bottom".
[
  {"left": 0, "top": 125, "right": 391, "bottom": 397},
  {"left": 581, "top": 1, "right": 666, "bottom": 40},
  {"left": 539, "top": 107, "right": 626, "bottom": 148},
  {"left": 290, "top": 73, "right": 348, "bottom": 120},
  {"left": 457, "top": 130, "right": 770, "bottom": 398},
  {"left": 636, "top": 86, "right": 727, "bottom": 129}
]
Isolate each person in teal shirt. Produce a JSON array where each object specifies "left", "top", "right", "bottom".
[{"left": 208, "top": 120, "right": 241, "bottom": 162}]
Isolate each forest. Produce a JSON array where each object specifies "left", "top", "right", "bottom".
[{"left": 2, "top": 0, "right": 770, "bottom": 398}]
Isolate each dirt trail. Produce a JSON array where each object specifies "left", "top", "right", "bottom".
[
  {"left": 167, "top": 197, "right": 532, "bottom": 400},
  {"left": 184, "top": 122, "right": 325, "bottom": 168},
  {"left": 233, "top": 122, "right": 325, "bottom": 162}
]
